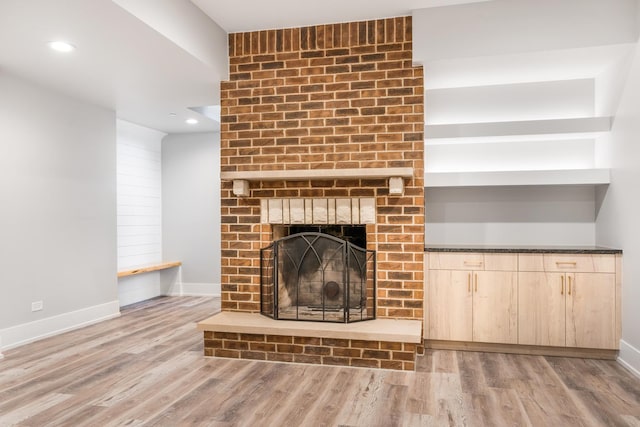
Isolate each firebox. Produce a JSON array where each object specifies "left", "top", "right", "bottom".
[{"left": 260, "top": 229, "right": 376, "bottom": 323}]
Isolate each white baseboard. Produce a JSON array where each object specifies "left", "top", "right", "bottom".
[
  {"left": 165, "top": 282, "right": 221, "bottom": 297},
  {"left": 618, "top": 340, "right": 640, "bottom": 379},
  {"left": 0, "top": 300, "right": 121, "bottom": 353}
]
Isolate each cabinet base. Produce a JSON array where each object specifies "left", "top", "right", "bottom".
[{"left": 425, "top": 340, "right": 618, "bottom": 360}]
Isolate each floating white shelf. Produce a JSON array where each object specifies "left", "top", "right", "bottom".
[
  {"left": 424, "top": 168, "right": 611, "bottom": 188},
  {"left": 425, "top": 117, "right": 612, "bottom": 139}
]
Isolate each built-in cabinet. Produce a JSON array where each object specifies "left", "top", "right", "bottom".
[
  {"left": 425, "top": 249, "right": 621, "bottom": 354},
  {"left": 518, "top": 254, "right": 617, "bottom": 350},
  {"left": 428, "top": 253, "right": 517, "bottom": 344}
]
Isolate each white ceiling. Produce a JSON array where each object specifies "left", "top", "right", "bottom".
[
  {"left": 191, "top": 0, "right": 493, "bottom": 33},
  {"left": 0, "top": 0, "right": 636, "bottom": 134},
  {"left": 0, "top": 0, "right": 228, "bottom": 134},
  {"left": 0, "top": 0, "right": 491, "bottom": 134}
]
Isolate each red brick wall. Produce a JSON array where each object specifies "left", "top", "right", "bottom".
[
  {"left": 204, "top": 331, "right": 419, "bottom": 371},
  {"left": 220, "top": 17, "right": 424, "bottom": 321}
]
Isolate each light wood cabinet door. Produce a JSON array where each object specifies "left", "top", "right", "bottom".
[
  {"left": 518, "top": 272, "right": 566, "bottom": 347},
  {"left": 428, "top": 270, "right": 472, "bottom": 341},
  {"left": 567, "top": 273, "right": 616, "bottom": 349},
  {"left": 473, "top": 271, "right": 518, "bottom": 344}
]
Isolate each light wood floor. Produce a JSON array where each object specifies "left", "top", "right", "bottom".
[{"left": 1, "top": 296, "right": 639, "bottom": 426}]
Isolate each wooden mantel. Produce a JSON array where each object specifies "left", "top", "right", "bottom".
[
  {"left": 221, "top": 167, "right": 414, "bottom": 197},
  {"left": 220, "top": 167, "right": 414, "bottom": 182}
]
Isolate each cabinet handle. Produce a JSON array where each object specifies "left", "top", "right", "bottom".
[
  {"left": 561, "top": 275, "right": 564, "bottom": 295},
  {"left": 474, "top": 274, "right": 478, "bottom": 292},
  {"left": 463, "top": 261, "right": 483, "bottom": 266},
  {"left": 568, "top": 276, "right": 572, "bottom": 295},
  {"left": 467, "top": 273, "right": 471, "bottom": 293},
  {"left": 556, "top": 261, "right": 577, "bottom": 267}
]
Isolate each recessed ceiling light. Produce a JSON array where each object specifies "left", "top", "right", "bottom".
[
  {"left": 169, "top": 112, "right": 177, "bottom": 117},
  {"left": 47, "top": 41, "right": 76, "bottom": 53},
  {"left": 186, "top": 118, "right": 198, "bottom": 124}
]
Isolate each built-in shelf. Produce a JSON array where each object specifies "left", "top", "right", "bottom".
[
  {"left": 424, "top": 168, "right": 611, "bottom": 188},
  {"left": 220, "top": 167, "right": 414, "bottom": 181},
  {"left": 425, "top": 117, "right": 612, "bottom": 139}
]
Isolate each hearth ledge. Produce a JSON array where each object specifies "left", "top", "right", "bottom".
[{"left": 197, "top": 312, "right": 422, "bottom": 344}]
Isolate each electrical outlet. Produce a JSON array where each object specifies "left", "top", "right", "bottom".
[{"left": 31, "top": 301, "right": 43, "bottom": 312}]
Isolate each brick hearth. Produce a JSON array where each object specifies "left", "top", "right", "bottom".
[
  {"left": 205, "top": 333, "right": 419, "bottom": 371},
  {"left": 198, "top": 312, "right": 423, "bottom": 371}
]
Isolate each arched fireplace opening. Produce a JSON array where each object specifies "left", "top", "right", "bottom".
[{"left": 260, "top": 228, "right": 376, "bottom": 323}]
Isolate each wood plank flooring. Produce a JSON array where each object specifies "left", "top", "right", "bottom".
[{"left": 1, "top": 296, "right": 639, "bottom": 426}]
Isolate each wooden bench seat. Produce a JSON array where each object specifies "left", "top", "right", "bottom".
[{"left": 117, "top": 261, "right": 182, "bottom": 278}]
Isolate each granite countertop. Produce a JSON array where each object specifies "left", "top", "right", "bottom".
[{"left": 424, "top": 244, "right": 622, "bottom": 254}]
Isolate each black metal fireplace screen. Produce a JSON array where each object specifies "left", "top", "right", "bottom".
[{"left": 260, "top": 232, "right": 376, "bottom": 323}]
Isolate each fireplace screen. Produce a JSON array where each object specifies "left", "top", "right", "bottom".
[{"left": 260, "top": 232, "right": 376, "bottom": 323}]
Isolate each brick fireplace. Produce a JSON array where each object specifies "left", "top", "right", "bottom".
[{"left": 199, "top": 16, "right": 425, "bottom": 370}]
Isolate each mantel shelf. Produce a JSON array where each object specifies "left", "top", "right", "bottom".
[
  {"left": 424, "top": 168, "right": 611, "bottom": 188},
  {"left": 221, "top": 167, "right": 414, "bottom": 182}
]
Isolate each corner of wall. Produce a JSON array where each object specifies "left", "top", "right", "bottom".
[
  {"left": 618, "top": 339, "right": 640, "bottom": 379},
  {"left": 165, "top": 282, "right": 221, "bottom": 297},
  {"left": 636, "top": 0, "right": 640, "bottom": 39}
]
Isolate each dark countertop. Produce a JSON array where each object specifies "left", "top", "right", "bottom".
[{"left": 424, "top": 245, "right": 622, "bottom": 254}]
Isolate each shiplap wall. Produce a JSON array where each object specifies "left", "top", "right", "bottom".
[
  {"left": 117, "top": 120, "right": 164, "bottom": 268},
  {"left": 116, "top": 120, "right": 166, "bottom": 306}
]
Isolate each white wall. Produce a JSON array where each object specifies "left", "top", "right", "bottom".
[
  {"left": 162, "top": 132, "right": 220, "bottom": 296},
  {"left": 425, "top": 79, "right": 595, "bottom": 125},
  {"left": 425, "top": 139, "right": 596, "bottom": 173},
  {"left": 116, "top": 120, "right": 167, "bottom": 306},
  {"left": 416, "top": 0, "right": 635, "bottom": 252},
  {"left": 426, "top": 186, "right": 597, "bottom": 246},
  {"left": 0, "top": 72, "right": 119, "bottom": 352},
  {"left": 596, "top": 39, "right": 640, "bottom": 377}
]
